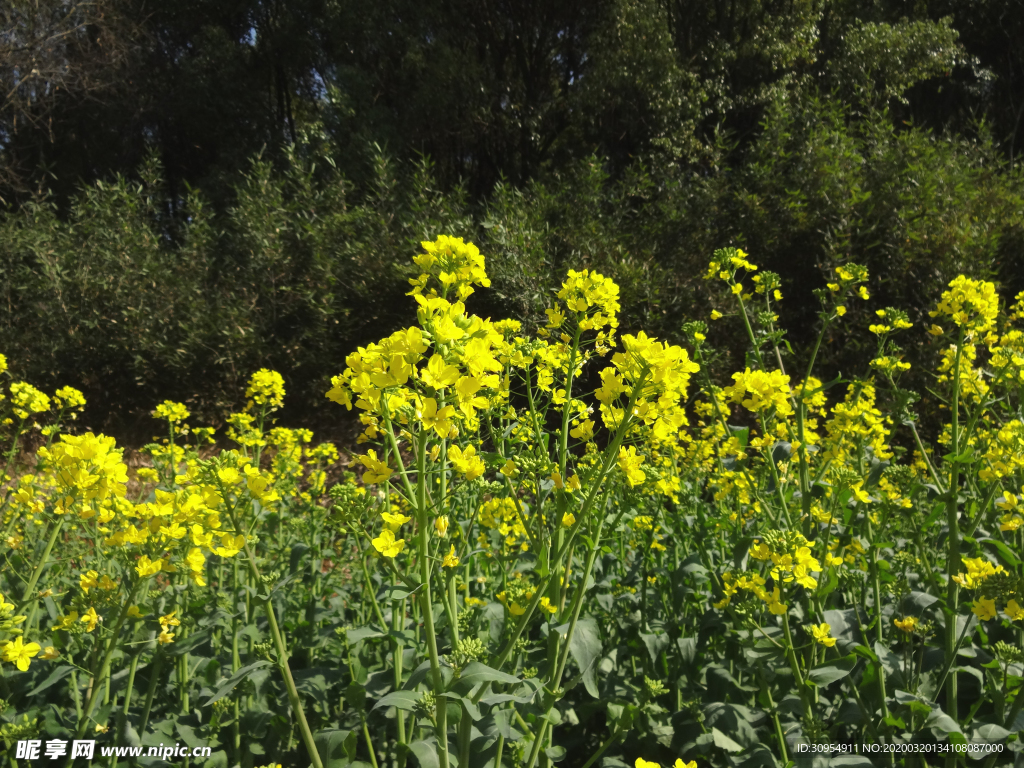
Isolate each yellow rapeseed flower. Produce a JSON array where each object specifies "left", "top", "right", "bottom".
[
  {"left": 442, "top": 545, "right": 459, "bottom": 568},
  {"left": 1005, "top": 600, "right": 1024, "bottom": 621},
  {"left": 894, "top": 616, "right": 918, "bottom": 633},
  {"left": 417, "top": 398, "right": 456, "bottom": 438},
  {"left": 135, "top": 556, "right": 163, "bottom": 578},
  {"left": 930, "top": 275, "right": 999, "bottom": 333},
  {"left": 617, "top": 446, "right": 646, "bottom": 487},
  {"left": 810, "top": 623, "right": 836, "bottom": 647},
  {"left": 81, "top": 607, "right": 100, "bottom": 632},
  {"left": 972, "top": 598, "right": 997, "bottom": 621},
  {"left": 723, "top": 368, "right": 792, "bottom": 415},
  {"left": 2, "top": 637, "right": 41, "bottom": 671},
  {"left": 357, "top": 450, "right": 393, "bottom": 484},
  {"left": 372, "top": 529, "right": 406, "bottom": 558},
  {"left": 449, "top": 444, "right": 485, "bottom": 480},
  {"left": 246, "top": 369, "right": 286, "bottom": 409},
  {"left": 153, "top": 400, "right": 190, "bottom": 423}
]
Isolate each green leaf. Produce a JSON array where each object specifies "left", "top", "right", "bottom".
[
  {"left": 164, "top": 628, "right": 210, "bottom": 657},
  {"left": 771, "top": 441, "right": 792, "bottom": 464},
  {"left": 372, "top": 690, "right": 420, "bottom": 712},
  {"left": 947, "top": 731, "right": 968, "bottom": 746},
  {"left": 743, "top": 639, "right": 784, "bottom": 662},
  {"left": 922, "top": 501, "right": 945, "bottom": 529},
  {"left": 865, "top": 460, "right": 889, "bottom": 488},
  {"left": 441, "top": 692, "right": 482, "bottom": 721},
  {"left": 479, "top": 709, "right": 521, "bottom": 741},
  {"left": 482, "top": 451, "right": 508, "bottom": 467},
  {"left": 25, "top": 664, "right": 74, "bottom": 697},
  {"left": 981, "top": 539, "right": 1021, "bottom": 568},
  {"left": 639, "top": 631, "right": 670, "bottom": 665},
  {"left": 926, "top": 706, "right": 963, "bottom": 736},
  {"left": 203, "top": 660, "right": 273, "bottom": 706},
  {"left": 852, "top": 645, "right": 878, "bottom": 663},
  {"left": 873, "top": 642, "right": 905, "bottom": 687},
  {"left": 314, "top": 729, "right": 358, "bottom": 768},
  {"left": 731, "top": 744, "right": 779, "bottom": 768},
  {"left": 556, "top": 617, "right": 602, "bottom": 698},
  {"left": 973, "top": 724, "right": 1010, "bottom": 742},
  {"left": 828, "top": 757, "right": 874, "bottom": 768},
  {"left": 381, "top": 585, "right": 422, "bottom": 601},
  {"left": 408, "top": 739, "right": 440, "bottom": 768},
  {"left": 711, "top": 726, "right": 744, "bottom": 753},
  {"left": 454, "top": 661, "right": 520, "bottom": 688},
  {"left": 176, "top": 722, "right": 204, "bottom": 749},
  {"left": 903, "top": 591, "right": 939, "bottom": 614},
  {"left": 479, "top": 679, "right": 543, "bottom": 707},
  {"left": 345, "top": 681, "right": 366, "bottom": 712},
  {"left": 807, "top": 654, "right": 857, "bottom": 686},
  {"left": 817, "top": 567, "right": 839, "bottom": 599},
  {"left": 942, "top": 450, "right": 975, "bottom": 464},
  {"left": 677, "top": 637, "right": 697, "bottom": 664},
  {"left": 346, "top": 626, "right": 386, "bottom": 643},
  {"left": 819, "top": 374, "right": 844, "bottom": 392},
  {"left": 728, "top": 426, "right": 750, "bottom": 448},
  {"left": 545, "top": 746, "right": 567, "bottom": 763}
]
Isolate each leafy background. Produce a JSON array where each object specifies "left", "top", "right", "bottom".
[{"left": 1, "top": 0, "right": 1023, "bottom": 439}]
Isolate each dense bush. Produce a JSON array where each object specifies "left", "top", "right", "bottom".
[{"left": 1, "top": 98, "right": 1021, "bottom": 440}]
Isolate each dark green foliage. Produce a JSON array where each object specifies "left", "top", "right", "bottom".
[
  {"left": 0, "top": 148, "right": 470, "bottom": 435},
  {"left": 2, "top": 101, "right": 1021, "bottom": 439},
  {"left": 1, "top": 0, "right": 1023, "bottom": 436}
]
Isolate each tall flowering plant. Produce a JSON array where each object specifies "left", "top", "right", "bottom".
[{"left": 326, "top": 236, "right": 699, "bottom": 768}]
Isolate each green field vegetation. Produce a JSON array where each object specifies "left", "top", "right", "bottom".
[
  {"left": 3, "top": 2, "right": 1024, "bottom": 766},
  {"left": 2, "top": 238, "right": 1024, "bottom": 767}
]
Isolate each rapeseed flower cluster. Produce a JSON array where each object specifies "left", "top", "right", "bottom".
[
  {"left": 723, "top": 368, "right": 792, "bottom": 415},
  {"left": 930, "top": 274, "right": 1000, "bottom": 334},
  {"left": 748, "top": 531, "right": 823, "bottom": 590},
  {"left": 10, "top": 382, "right": 50, "bottom": 420},
  {"left": 409, "top": 235, "right": 490, "bottom": 301},
  {"left": 552, "top": 268, "right": 620, "bottom": 342}
]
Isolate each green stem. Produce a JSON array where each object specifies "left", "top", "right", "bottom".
[
  {"left": 578, "top": 719, "right": 628, "bottom": 768},
  {"left": 945, "top": 328, "right": 965, "bottom": 725},
  {"left": 558, "top": 327, "right": 582, "bottom": 476},
  {"left": 393, "top": 593, "right": 408, "bottom": 768},
  {"left": 935, "top": 614, "right": 973, "bottom": 695},
  {"left": 414, "top": 430, "right": 450, "bottom": 768},
  {"left": 111, "top": 647, "right": 140, "bottom": 768},
  {"left": 73, "top": 577, "right": 147, "bottom": 742},
  {"left": 735, "top": 293, "right": 767, "bottom": 370},
  {"left": 781, "top": 612, "right": 812, "bottom": 721},
  {"left": 792, "top": 306, "right": 830, "bottom": 524},
  {"left": 362, "top": 719, "right": 380, "bottom": 768},
  {"left": 137, "top": 649, "right": 162, "bottom": 739},
  {"left": 757, "top": 667, "right": 789, "bottom": 763},
  {"left": 240, "top": 538, "right": 325, "bottom": 768},
  {"left": 867, "top": 517, "right": 890, "bottom": 726},
  {"left": 907, "top": 419, "right": 944, "bottom": 492},
  {"left": 494, "top": 731, "right": 505, "bottom": 768},
  {"left": 17, "top": 515, "right": 65, "bottom": 611}
]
